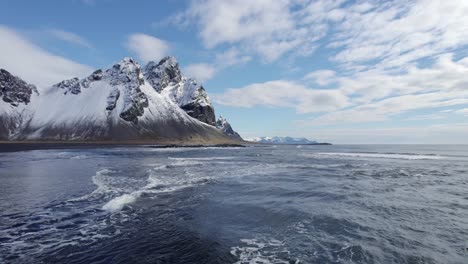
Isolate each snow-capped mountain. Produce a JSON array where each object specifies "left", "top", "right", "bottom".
[
  {"left": 0, "top": 57, "right": 242, "bottom": 142},
  {"left": 216, "top": 116, "right": 242, "bottom": 140},
  {"left": 144, "top": 57, "right": 216, "bottom": 126},
  {"left": 249, "top": 136, "right": 318, "bottom": 145}
]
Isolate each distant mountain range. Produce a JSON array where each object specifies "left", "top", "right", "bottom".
[
  {"left": 248, "top": 136, "right": 330, "bottom": 145},
  {"left": 0, "top": 56, "right": 242, "bottom": 143}
]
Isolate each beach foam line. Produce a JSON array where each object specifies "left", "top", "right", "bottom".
[{"left": 313, "top": 152, "right": 444, "bottom": 160}]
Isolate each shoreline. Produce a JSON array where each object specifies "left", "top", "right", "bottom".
[{"left": 0, "top": 141, "right": 249, "bottom": 153}]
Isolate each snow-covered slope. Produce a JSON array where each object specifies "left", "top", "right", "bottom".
[
  {"left": 216, "top": 116, "right": 242, "bottom": 140},
  {"left": 0, "top": 57, "right": 240, "bottom": 143},
  {"left": 249, "top": 136, "right": 318, "bottom": 145}
]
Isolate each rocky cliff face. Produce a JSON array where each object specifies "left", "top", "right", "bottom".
[
  {"left": 0, "top": 57, "right": 241, "bottom": 142},
  {"left": 0, "top": 69, "right": 38, "bottom": 139},
  {"left": 0, "top": 69, "right": 38, "bottom": 106},
  {"left": 143, "top": 57, "right": 216, "bottom": 126},
  {"left": 216, "top": 116, "right": 242, "bottom": 140},
  {"left": 143, "top": 56, "right": 182, "bottom": 93}
]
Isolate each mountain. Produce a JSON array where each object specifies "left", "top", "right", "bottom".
[
  {"left": 0, "top": 57, "right": 242, "bottom": 143},
  {"left": 248, "top": 136, "right": 319, "bottom": 145},
  {"left": 144, "top": 57, "right": 216, "bottom": 126},
  {"left": 0, "top": 69, "right": 39, "bottom": 139},
  {"left": 216, "top": 116, "right": 242, "bottom": 140}
]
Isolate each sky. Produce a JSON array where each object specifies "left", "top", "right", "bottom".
[{"left": 1, "top": 0, "right": 468, "bottom": 144}]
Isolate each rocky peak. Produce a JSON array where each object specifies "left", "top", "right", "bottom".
[
  {"left": 216, "top": 116, "right": 242, "bottom": 140},
  {"left": 0, "top": 69, "right": 38, "bottom": 106},
  {"left": 53, "top": 69, "right": 104, "bottom": 95},
  {"left": 143, "top": 56, "right": 182, "bottom": 93},
  {"left": 163, "top": 78, "right": 216, "bottom": 125},
  {"left": 50, "top": 58, "right": 148, "bottom": 124},
  {"left": 106, "top": 57, "right": 144, "bottom": 86},
  {"left": 103, "top": 58, "right": 147, "bottom": 123}
]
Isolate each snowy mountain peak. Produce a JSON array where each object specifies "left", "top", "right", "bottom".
[
  {"left": 216, "top": 116, "right": 242, "bottom": 140},
  {"left": 142, "top": 56, "right": 216, "bottom": 126},
  {"left": 107, "top": 57, "right": 144, "bottom": 86},
  {"left": 143, "top": 56, "right": 182, "bottom": 93},
  {"left": 0, "top": 56, "right": 242, "bottom": 142},
  {"left": 0, "top": 69, "right": 38, "bottom": 106}
]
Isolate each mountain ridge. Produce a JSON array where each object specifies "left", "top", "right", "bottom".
[{"left": 0, "top": 57, "right": 242, "bottom": 143}]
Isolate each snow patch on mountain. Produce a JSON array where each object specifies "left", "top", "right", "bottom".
[{"left": 216, "top": 116, "right": 242, "bottom": 140}]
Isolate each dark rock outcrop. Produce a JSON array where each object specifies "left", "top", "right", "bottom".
[
  {"left": 143, "top": 56, "right": 182, "bottom": 92},
  {"left": 143, "top": 58, "right": 216, "bottom": 126},
  {"left": 181, "top": 102, "right": 216, "bottom": 125},
  {"left": 53, "top": 78, "right": 81, "bottom": 95},
  {"left": 106, "top": 58, "right": 148, "bottom": 124},
  {"left": 216, "top": 116, "right": 242, "bottom": 140},
  {"left": 176, "top": 79, "right": 216, "bottom": 125},
  {"left": 53, "top": 69, "right": 104, "bottom": 95},
  {"left": 0, "top": 69, "right": 38, "bottom": 106}
]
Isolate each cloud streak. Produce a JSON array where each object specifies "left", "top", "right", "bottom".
[
  {"left": 214, "top": 80, "right": 349, "bottom": 113},
  {"left": 171, "top": 0, "right": 334, "bottom": 62},
  {"left": 215, "top": 53, "right": 468, "bottom": 125},
  {"left": 47, "top": 29, "right": 93, "bottom": 49},
  {"left": 0, "top": 25, "right": 93, "bottom": 88}
]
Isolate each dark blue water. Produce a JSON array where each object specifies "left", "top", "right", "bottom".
[{"left": 1, "top": 145, "right": 468, "bottom": 264}]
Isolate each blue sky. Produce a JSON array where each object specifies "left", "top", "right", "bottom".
[{"left": 1, "top": 0, "right": 468, "bottom": 143}]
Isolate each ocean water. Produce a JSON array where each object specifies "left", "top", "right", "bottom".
[{"left": 1, "top": 144, "right": 468, "bottom": 264}]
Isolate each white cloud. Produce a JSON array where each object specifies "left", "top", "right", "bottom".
[
  {"left": 213, "top": 80, "right": 349, "bottom": 113},
  {"left": 303, "top": 123, "right": 468, "bottom": 144},
  {"left": 455, "top": 108, "right": 468, "bottom": 115},
  {"left": 0, "top": 25, "right": 93, "bottom": 88},
  {"left": 407, "top": 114, "right": 446, "bottom": 121},
  {"left": 47, "top": 29, "right": 93, "bottom": 49},
  {"left": 310, "top": 90, "right": 468, "bottom": 126},
  {"left": 172, "top": 0, "right": 335, "bottom": 62},
  {"left": 330, "top": 0, "right": 468, "bottom": 71},
  {"left": 184, "top": 63, "right": 216, "bottom": 82},
  {"left": 185, "top": 48, "right": 251, "bottom": 82},
  {"left": 216, "top": 53, "right": 468, "bottom": 123},
  {"left": 126, "top": 33, "right": 170, "bottom": 63},
  {"left": 172, "top": 0, "right": 468, "bottom": 68},
  {"left": 215, "top": 48, "right": 251, "bottom": 67},
  {"left": 303, "top": 70, "right": 336, "bottom": 86}
]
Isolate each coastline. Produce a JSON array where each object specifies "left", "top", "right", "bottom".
[{"left": 0, "top": 140, "right": 248, "bottom": 153}]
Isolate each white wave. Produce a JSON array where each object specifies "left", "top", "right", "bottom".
[
  {"left": 231, "top": 238, "right": 298, "bottom": 264},
  {"left": 167, "top": 160, "right": 205, "bottom": 167},
  {"left": 312, "top": 152, "right": 444, "bottom": 160},
  {"left": 70, "top": 155, "right": 89, "bottom": 160},
  {"left": 102, "top": 166, "right": 210, "bottom": 213},
  {"left": 101, "top": 169, "right": 159, "bottom": 213},
  {"left": 102, "top": 193, "right": 137, "bottom": 212},
  {"left": 168, "top": 156, "right": 236, "bottom": 161},
  {"left": 68, "top": 168, "right": 117, "bottom": 202}
]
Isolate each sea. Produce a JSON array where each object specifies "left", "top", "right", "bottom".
[{"left": 0, "top": 144, "right": 467, "bottom": 264}]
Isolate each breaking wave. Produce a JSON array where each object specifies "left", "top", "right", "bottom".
[
  {"left": 231, "top": 238, "right": 298, "bottom": 264},
  {"left": 102, "top": 163, "right": 212, "bottom": 213}
]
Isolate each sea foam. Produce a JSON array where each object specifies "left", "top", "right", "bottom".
[{"left": 313, "top": 152, "right": 444, "bottom": 160}]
